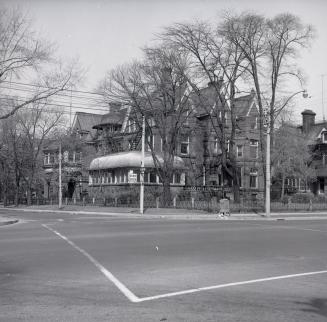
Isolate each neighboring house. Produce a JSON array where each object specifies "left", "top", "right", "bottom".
[
  {"left": 298, "top": 109, "right": 327, "bottom": 194},
  {"left": 43, "top": 140, "right": 86, "bottom": 199},
  {"left": 42, "top": 111, "right": 105, "bottom": 199}
]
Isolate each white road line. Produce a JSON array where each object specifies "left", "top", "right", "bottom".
[
  {"left": 246, "top": 222, "right": 327, "bottom": 233},
  {"left": 42, "top": 224, "right": 140, "bottom": 303},
  {"left": 42, "top": 223, "right": 327, "bottom": 304},
  {"left": 136, "top": 270, "right": 327, "bottom": 302}
]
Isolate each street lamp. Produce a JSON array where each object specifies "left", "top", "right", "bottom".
[
  {"left": 140, "top": 115, "right": 145, "bottom": 214},
  {"left": 265, "top": 89, "right": 308, "bottom": 217},
  {"left": 58, "top": 143, "right": 62, "bottom": 209}
]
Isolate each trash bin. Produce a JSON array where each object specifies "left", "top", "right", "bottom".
[{"left": 219, "top": 198, "right": 230, "bottom": 216}]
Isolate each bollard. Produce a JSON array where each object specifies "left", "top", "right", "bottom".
[
  {"left": 191, "top": 197, "right": 195, "bottom": 209},
  {"left": 65, "top": 197, "right": 68, "bottom": 205},
  {"left": 92, "top": 197, "right": 95, "bottom": 205},
  {"left": 83, "top": 197, "right": 85, "bottom": 207},
  {"left": 173, "top": 196, "right": 176, "bottom": 208},
  {"left": 114, "top": 197, "right": 118, "bottom": 207},
  {"left": 309, "top": 199, "right": 313, "bottom": 211},
  {"left": 73, "top": 197, "right": 76, "bottom": 205},
  {"left": 156, "top": 197, "right": 159, "bottom": 209}
]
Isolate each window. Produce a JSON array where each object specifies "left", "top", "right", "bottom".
[
  {"left": 213, "top": 137, "right": 218, "bottom": 154},
  {"left": 146, "top": 134, "right": 154, "bottom": 151},
  {"left": 75, "top": 152, "right": 81, "bottom": 162},
  {"left": 237, "top": 145, "right": 243, "bottom": 158},
  {"left": 184, "top": 109, "right": 191, "bottom": 125},
  {"left": 44, "top": 153, "right": 50, "bottom": 165},
  {"left": 251, "top": 117, "right": 258, "bottom": 129},
  {"left": 250, "top": 140, "right": 258, "bottom": 159},
  {"left": 149, "top": 172, "right": 157, "bottom": 183},
  {"left": 249, "top": 168, "right": 258, "bottom": 188},
  {"left": 50, "top": 153, "right": 55, "bottom": 164},
  {"left": 299, "top": 179, "right": 306, "bottom": 191},
  {"left": 323, "top": 132, "right": 327, "bottom": 143},
  {"left": 323, "top": 153, "right": 327, "bottom": 166},
  {"left": 128, "top": 119, "right": 136, "bottom": 133},
  {"left": 180, "top": 135, "right": 189, "bottom": 155},
  {"left": 63, "top": 151, "right": 69, "bottom": 162},
  {"left": 174, "top": 173, "right": 181, "bottom": 184},
  {"left": 68, "top": 151, "right": 74, "bottom": 162}
]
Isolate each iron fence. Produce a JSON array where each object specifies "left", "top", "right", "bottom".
[{"left": 4, "top": 195, "right": 327, "bottom": 213}]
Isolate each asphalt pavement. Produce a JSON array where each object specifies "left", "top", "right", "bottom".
[{"left": 1, "top": 209, "right": 327, "bottom": 321}]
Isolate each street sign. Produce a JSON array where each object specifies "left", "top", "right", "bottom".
[{"left": 128, "top": 173, "right": 138, "bottom": 183}]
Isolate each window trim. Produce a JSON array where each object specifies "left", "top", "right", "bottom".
[
  {"left": 237, "top": 145, "right": 243, "bottom": 158},
  {"left": 180, "top": 135, "right": 190, "bottom": 155},
  {"left": 249, "top": 168, "right": 258, "bottom": 189}
]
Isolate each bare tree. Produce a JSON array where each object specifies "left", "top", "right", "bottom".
[
  {"left": 221, "top": 12, "right": 314, "bottom": 151},
  {"left": 0, "top": 7, "right": 81, "bottom": 119},
  {"left": 12, "top": 101, "right": 66, "bottom": 205},
  {"left": 162, "top": 21, "right": 248, "bottom": 201},
  {"left": 100, "top": 46, "right": 192, "bottom": 206}
]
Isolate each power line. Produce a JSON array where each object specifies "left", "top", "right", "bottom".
[
  {"left": 0, "top": 80, "right": 102, "bottom": 96},
  {"left": 0, "top": 94, "right": 110, "bottom": 113},
  {"left": 0, "top": 84, "right": 107, "bottom": 106}
]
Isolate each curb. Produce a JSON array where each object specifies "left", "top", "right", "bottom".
[{"left": 2, "top": 207, "right": 327, "bottom": 221}]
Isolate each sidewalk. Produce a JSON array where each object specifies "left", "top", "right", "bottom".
[{"left": 1, "top": 204, "right": 327, "bottom": 221}]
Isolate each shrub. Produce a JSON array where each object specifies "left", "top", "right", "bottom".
[
  {"left": 314, "top": 194, "right": 327, "bottom": 203},
  {"left": 290, "top": 192, "right": 314, "bottom": 203}
]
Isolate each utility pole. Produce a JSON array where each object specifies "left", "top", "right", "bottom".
[
  {"left": 140, "top": 115, "right": 145, "bottom": 214},
  {"left": 58, "top": 143, "right": 62, "bottom": 209},
  {"left": 322, "top": 74, "right": 326, "bottom": 121},
  {"left": 265, "top": 111, "right": 271, "bottom": 217}
]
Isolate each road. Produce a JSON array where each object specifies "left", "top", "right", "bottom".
[{"left": 1, "top": 210, "right": 327, "bottom": 321}]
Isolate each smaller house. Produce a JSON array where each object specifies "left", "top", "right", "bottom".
[{"left": 299, "top": 109, "right": 327, "bottom": 194}]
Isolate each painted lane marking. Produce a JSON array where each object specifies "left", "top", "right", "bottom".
[
  {"left": 42, "top": 224, "right": 140, "bottom": 303},
  {"left": 42, "top": 224, "right": 327, "bottom": 303},
  {"left": 136, "top": 270, "right": 327, "bottom": 302},
  {"left": 246, "top": 222, "right": 327, "bottom": 233}
]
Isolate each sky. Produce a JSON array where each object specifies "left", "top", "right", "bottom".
[{"left": 3, "top": 0, "right": 327, "bottom": 122}]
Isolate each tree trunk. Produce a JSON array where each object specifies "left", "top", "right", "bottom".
[
  {"left": 27, "top": 186, "right": 32, "bottom": 206},
  {"left": 14, "top": 177, "right": 20, "bottom": 206},
  {"left": 281, "top": 172, "right": 286, "bottom": 200},
  {"left": 162, "top": 178, "right": 172, "bottom": 207},
  {"left": 3, "top": 182, "right": 8, "bottom": 207},
  {"left": 232, "top": 167, "right": 241, "bottom": 203}
]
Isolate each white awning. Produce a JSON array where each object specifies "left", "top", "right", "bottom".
[{"left": 89, "top": 151, "right": 185, "bottom": 170}]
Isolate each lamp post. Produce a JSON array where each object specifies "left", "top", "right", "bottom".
[
  {"left": 264, "top": 89, "right": 308, "bottom": 217},
  {"left": 140, "top": 115, "right": 145, "bottom": 214},
  {"left": 58, "top": 143, "right": 62, "bottom": 209}
]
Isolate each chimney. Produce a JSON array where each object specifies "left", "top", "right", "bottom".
[{"left": 301, "top": 109, "right": 316, "bottom": 133}]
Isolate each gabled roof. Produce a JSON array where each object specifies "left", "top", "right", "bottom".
[
  {"left": 72, "top": 112, "right": 104, "bottom": 133},
  {"left": 234, "top": 93, "right": 257, "bottom": 117},
  {"left": 301, "top": 121, "right": 327, "bottom": 144},
  {"left": 191, "top": 84, "right": 226, "bottom": 117},
  {"left": 191, "top": 85, "right": 257, "bottom": 118}
]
